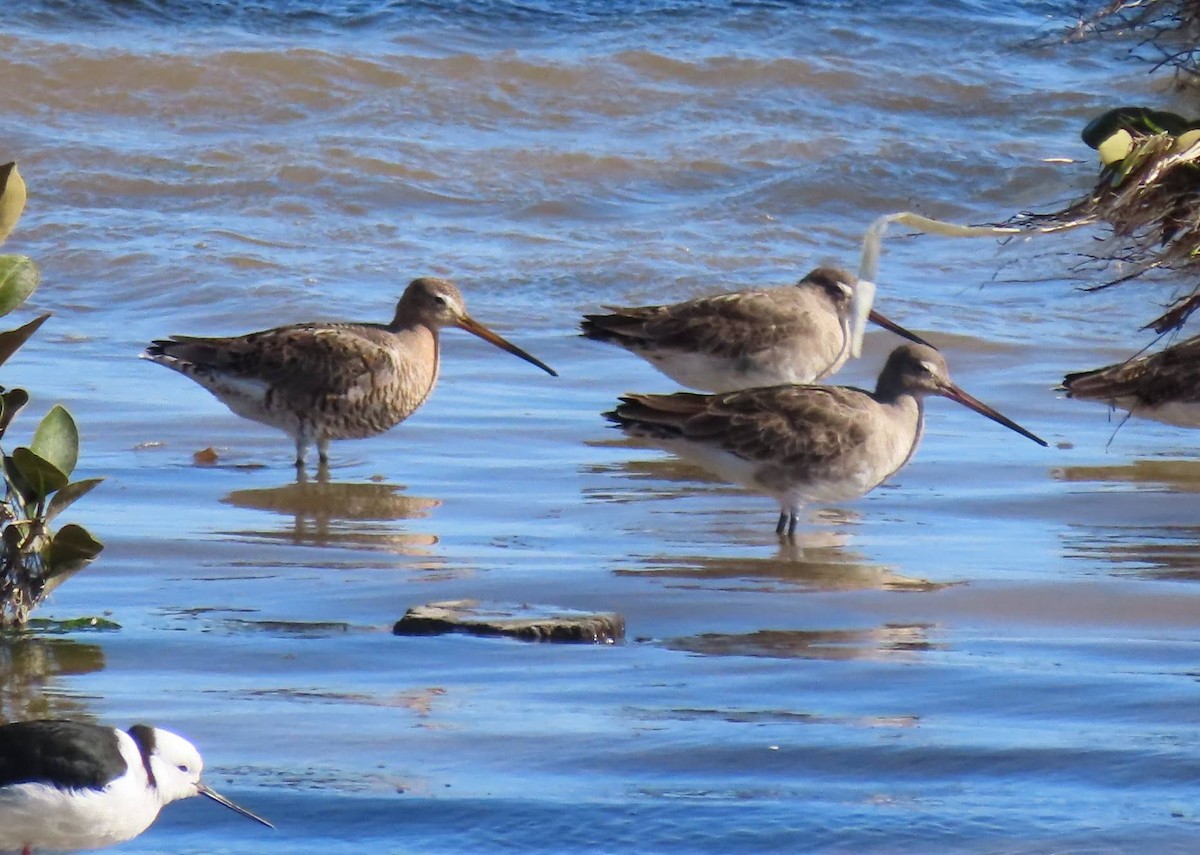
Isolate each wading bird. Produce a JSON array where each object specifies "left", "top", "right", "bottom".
[
  {"left": 0, "top": 720, "right": 272, "bottom": 855},
  {"left": 1062, "top": 334, "right": 1200, "bottom": 428},
  {"left": 581, "top": 266, "right": 929, "bottom": 392},
  {"left": 143, "top": 277, "right": 557, "bottom": 467},
  {"left": 606, "top": 343, "right": 1047, "bottom": 537}
]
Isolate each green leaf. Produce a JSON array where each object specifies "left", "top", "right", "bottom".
[
  {"left": 3, "top": 454, "right": 34, "bottom": 505},
  {"left": 0, "top": 313, "right": 49, "bottom": 369},
  {"left": 0, "top": 256, "right": 40, "bottom": 317},
  {"left": 45, "top": 523, "right": 103, "bottom": 575},
  {"left": 31, "top": 405, "right": 79, "bottom": 479},
  {"left": 46, "top": 477, "right": 103, "bottom": 523},
  {"left": 0, "top": 387, "right": 29, "bottom": 437},
  {"left": 0, "top": 163, "right": 26, "bottom": 246},
  {"left": 11, "top": 447, "right": 68, "bottom": 502}
]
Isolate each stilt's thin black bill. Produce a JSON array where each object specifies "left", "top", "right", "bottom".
[{"left": 198, "top": 784, "right": 275, "bottom": 829}]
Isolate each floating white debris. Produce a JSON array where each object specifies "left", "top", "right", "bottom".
[{"left": 849, "top": 213, "right": 1021, "bottom": 357}]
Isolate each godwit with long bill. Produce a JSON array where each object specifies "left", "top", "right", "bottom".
[
  {"left": 142, "top": 277, "right": 557, "bottom": 468},
  {"left": 606, "top": 343, "right": 1048, "bottom": 537},
  {"left": 581, "top": 266, "right": 929, "bottom": 392}
]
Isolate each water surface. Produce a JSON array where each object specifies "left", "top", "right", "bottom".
[{"left": 3, "top": 1, "right": 1200, "bottom": 852}]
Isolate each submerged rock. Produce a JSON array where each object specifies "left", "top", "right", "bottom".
[{"left": 393, "top": 599, "right": 624, "bottom": 645}]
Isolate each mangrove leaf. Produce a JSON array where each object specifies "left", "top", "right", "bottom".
[
  {"left": 0, "top": 387, "right": 29, "bottom": 437},
  {"left": 11, "top": 447, "right": 68, "bottom": 502},
  {"left": 0, "top": 256, "right": 40, "bottom": 318},
  {"left": 31, "top": 404, "right": 78, "bottom": 479},
  {"left": 2, "top": 453, "right": 35, "bottom": 506},
  {"left": 45, "top": 523, "right": 104, "bottom": 575},
  {"left": 46, "top": 477, "right": 103, "bottom": 523},
  {"left": 0, "top": 163, "right": 26, "bottom": 246},
  {"left": 0, "top": 314, "right": 49, "bottom": 369}
]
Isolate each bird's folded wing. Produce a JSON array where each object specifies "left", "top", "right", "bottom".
[{"left": 679, "top": 385, "right": 873, "bottom": 467}]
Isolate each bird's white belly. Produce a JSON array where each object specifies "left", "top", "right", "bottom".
[
  {"left": 1125, "top": 398, "right": 1200, "bottom": 429},
  {"left": 659, "top": 439, "right": 769, "bottom": 496},
  {"left": 0, "top": 776, "right": 160, "bottom": 851},
  {"left": 645, "top": 340, "right": 840, "bottom": 393},
  {"left": 660, "top": 402, "right": 920, "bottom": 511},
  {"left": 779, "top": 457, "right": 892, "bottom": 505},
  {"left": 206, "top": 377, "right": 298, "bottom": 430}
]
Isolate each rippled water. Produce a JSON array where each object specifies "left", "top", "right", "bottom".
[{"left": 3, "top": 1, "right": 1200, "bottom": 852}]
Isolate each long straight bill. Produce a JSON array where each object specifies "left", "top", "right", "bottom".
[
  {"left": 198, "top": 783, "right": 275, "bottom": 829},
  {"left": 457, "top": 315, "right": 558, "bottom": 376},
  {"left": 941, "top": 382, "right": 1049, "bottom": 447},
  {"left": 867, "top": 308, "right": 934, "bottom": 349}
]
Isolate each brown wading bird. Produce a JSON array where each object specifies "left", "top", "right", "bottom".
[
  {"left": 581, "top": 266, "right": 930, "bottom": 392},
  {"left": 606, "top": 343, "right": 1048, "bottom": 537},
  {"left": 1061, "top": 333, "right": 1200, "bottom": 428},
  {"left": 142, "top": 277, "right": 557, "bottom": 467}
]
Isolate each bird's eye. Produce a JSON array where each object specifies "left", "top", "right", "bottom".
[
  {"left": 177, "top": 764, "right": 190, "bottom": 773},
  {"left": 433, "top": 295, "right": 448, "bottom": 306}
]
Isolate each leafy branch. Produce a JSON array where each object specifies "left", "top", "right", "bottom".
[{"left": 0, "top": 163, "right": 103, "bottom": 629}]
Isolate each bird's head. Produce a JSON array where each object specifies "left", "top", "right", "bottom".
[{"left": 133, "top": 725, "right": 274, "bottom": 827}]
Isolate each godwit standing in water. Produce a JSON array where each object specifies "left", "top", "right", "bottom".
[
  {"left": 1061, "top": 334, "right": 1200, "bottom": 428},
  {"left": 606, "top": 343, "right": 1048, "bottom": 537},
  {"left": 143, "top": 277, "right": 557, "bottom": 467},
  {"left": 581, "top": 266, "right": 929, "bottom": 392},
  {"left": 0, "top": 720, "right": 272, "bottom": 855}
]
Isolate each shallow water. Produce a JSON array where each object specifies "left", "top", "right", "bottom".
[{"left": 3, "top": 1, "right": 1200, "bottom": 852}]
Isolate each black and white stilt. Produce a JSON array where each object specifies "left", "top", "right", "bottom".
[{"left": 0, "top": 720, "right": 273, "bottom": 854}]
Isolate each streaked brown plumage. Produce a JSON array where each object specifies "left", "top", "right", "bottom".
[
  {"left": 607, "top": 343, "right": 1048, "bottom": 537},
  {"left": 581, "top": 266, "right": 929, "bottom": 392},
  {"left": 142, "top": 277, "right": 556, "bottom": 467},
  {"left": 1062, "top": 333, "right": 1200, "bottom": 428}
]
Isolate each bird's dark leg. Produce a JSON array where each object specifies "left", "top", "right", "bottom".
[
  {"left": 776, "top": 508, "right": 799, "bottom": 539},
  {"left": 317, "top": 436, "right": 330, "bottom": 466}
]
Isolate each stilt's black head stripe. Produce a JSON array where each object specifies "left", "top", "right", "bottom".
[
  {"left": 127, "top": 724, "right": 158, "bottom": 789},
  {"left": 0, "top": 720, "right": 128, "bottom": 790}
]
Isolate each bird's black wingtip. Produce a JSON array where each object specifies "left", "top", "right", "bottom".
[
  {"left": 1058, "top": 369, "right": 1096, "bottom": 398},
  {"left": 579, "top": 316, "right": 604, "bottom": 341}
]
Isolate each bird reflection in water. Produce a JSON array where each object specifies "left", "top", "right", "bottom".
[
  {"left": 1056, "top": 459, "right": 1200, "bottom": 581},
  {"left": 618, "top": 526, "right": 944, "bottom": 593},
  {"left": 0, "top": 635, "right": 105, "bottom": 721},
  {"left": 590, "top": 454, "right": 945, "bottom": 589},
  {"left": 221, "top": 467, "right": 442, "bottom": 556},
  {"left": 663, "top": 623, "right": 941, "bottom": 662},
  {"left": 1056, "top": 458, "right": 1200, "bottom": 492}
]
